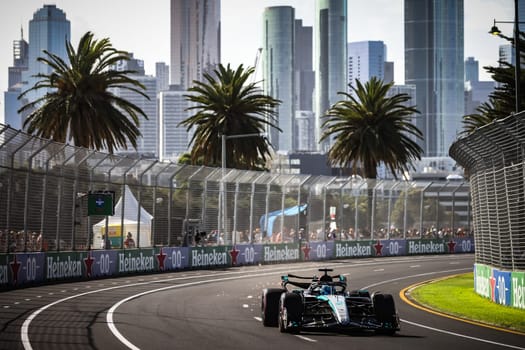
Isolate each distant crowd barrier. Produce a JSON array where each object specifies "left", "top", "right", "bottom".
[
  {"left": 0, "top": 123, "right": 472, "bottom": 256},
  {"left": 0, "top": 237, "right": 476, "bottom": 290},
  {"left": 451, "top": 111, "right": 525, "bottom": 309}
]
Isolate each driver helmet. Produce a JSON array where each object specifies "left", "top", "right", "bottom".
[{"left": 321, "top": 285, "right": 332, "bottom": 295}]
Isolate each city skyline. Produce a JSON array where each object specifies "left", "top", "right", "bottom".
[{"left": 0, "top": 0, "right": 516, "bottom": 122}]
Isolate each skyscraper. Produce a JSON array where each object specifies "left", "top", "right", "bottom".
[
  {"left": 294, "top": 19, "right": 315, "bottom": 152},
  {"left": 156, "top": 62, "right": 170, "bottom": 92},
  {"left": 405, "top": 0, "right": 464, "bottom": 157},
  {"left": 110, "top": 54, "right": 158, "bottom": 157},
  {"left": 347, "top": 40, "right": 386, "bottom": 89},
  {"left": 263, "top": 6, "right": 295, "bottom": 152},
  {"left": 315, "top": 0, "right": 347, "bottom": 152},
  {"left": 158, "top": 87, "right": 194, "bottom": 161},
  {"left": 22, "top": 5, "right": 70, "bottom": 106},
  {"left": 3, "top": 28, "right": 28, "bottom": 128},
  {"left": 464, "top": 56, "right": 494, "bottom": 116},
  {"left": 464, "top": 56, "right": 479, "bottom": 83},
  {"left": 170, "top": 0, "right": 220, "bottom": 89}
]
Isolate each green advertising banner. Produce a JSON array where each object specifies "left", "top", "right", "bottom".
[
  {"left": 406, "top": 239, "right": 447, "bottom": 255},
  {"left": 511, "top": 271, "right": 525, "bottom": 309},
  {"left": 117, "top": 249, "right": 156, "bottom": 274},
  {"left": 474, "top": 263, "right": 492, "bottom": 299},
  {"left": 334, "top": 241, "right": 374, "bottom": 258},
  {"left": 190, "top": 246, "right": 231, "bottom": 268},
  {"left": 46, "top": 252, "right": 87, "bottom": 280},
  {"left": 262, "top": 243, "right": 300, "bottom": 263}
]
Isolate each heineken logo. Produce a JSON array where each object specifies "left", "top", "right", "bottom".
[
  {"left": 119, "top": 252, "right": 154, "bottom": 273},
  {"left": 335, "top": 243, "right": 372, "bottom": 257},
  {"left": 513, "top": 276, "right": 525, "bottom": 309},
  {"left": 47, "top": 256, "right": 83, "bottom": 279},
  {"left": 408, "top": 241, "right": 445, "bottom": 254},
  {"left": 192, "top": 249, "right": 228, "bottom": 267},
  {"left": 264, "top": 246, "right": 299, "bottom": 262}
]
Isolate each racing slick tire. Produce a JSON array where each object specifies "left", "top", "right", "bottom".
[
  {"left": 372, "top": 293, "right": 399, "bottom": 335},
  {"left": 262, "top": 288, "right": 285, "bottom": 327},
  {"left": 278, "top": 292, "right": 302, "bottom": 334}
]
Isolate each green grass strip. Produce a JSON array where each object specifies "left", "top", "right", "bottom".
[{"left": 410, "top": 272, "right": 525, "bottom": 333}]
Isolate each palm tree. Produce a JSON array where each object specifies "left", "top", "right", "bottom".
[
  {"left": 461, "top": 32, "right": 525, "bottom": 135},
  {"left": 18, "top": 31, "right": 148, "bottom": 153},
  {"left": 180, "top": 64, "right": 281, "bottom": 170},
  {"left": 321, "top": 77, "right": 423, "bottom": 179}
]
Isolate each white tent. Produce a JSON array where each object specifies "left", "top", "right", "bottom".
[{"left": 93, "top": 185, "right": 153, "bottom": 248}]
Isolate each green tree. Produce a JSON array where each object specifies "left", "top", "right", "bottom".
[
  {"left": 321, "top": 77, "right": 423, "bottom": 179},
  {"left": 18, "top": 31, "right": 148, "bottom": 153},
  {"left": 462, "top": 32, "right": 525, "bottom": 134},
  {"left": 180, "top": 63, "right": 281, "bottom": 170}
]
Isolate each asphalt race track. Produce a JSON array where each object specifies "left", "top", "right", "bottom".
[{"left": 0, "top": 254, "right": 523, "bottom": 350}]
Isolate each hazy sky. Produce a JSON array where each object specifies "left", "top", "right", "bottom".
[{"left": 0, "top": 0, "right": 516, "bottom": 121}]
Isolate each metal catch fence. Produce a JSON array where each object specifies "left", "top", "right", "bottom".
[
  {"left": 450, "top": 111, "right": 525, "bottom": 270},
  {"left": 0, "top": 123, "right": 471, "bottom": 254}
]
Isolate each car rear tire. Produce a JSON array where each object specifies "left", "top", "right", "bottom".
[
  {"left": 373, "top": 293, "right": 398, "bottom": 335},
  {"left": 262, "top": 288, "right": 285, "bottom": 327}
]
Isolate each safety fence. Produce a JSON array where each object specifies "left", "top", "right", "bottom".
[
  {"left": 450, "top": 111, "right": 525, "bottom": 272},
  {"left": 0, "top": 123, "right": 472, "bottom": 255}
]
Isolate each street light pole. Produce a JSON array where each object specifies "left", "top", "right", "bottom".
[
  {"left": 490, "top": 0, "right": 521, "bottom": 113},
  {"left": 514, "top": 0, "right": 520, "bottom": 113}
]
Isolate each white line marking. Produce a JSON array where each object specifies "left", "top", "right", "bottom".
[
  {"left": 401, "top": 319, "right": 525, "bottom": 350},
  {"left": 373, "top": 268, "right": 384, "bottom": 272},
  {"left": 21, "top": 256, "right": 474, "bottom": 349},
  {"left": 295, "top": 335, "right": 317, "bottom": 343},
  {"left": 254, "top": 316, "right": 262, "bottom": 322}
]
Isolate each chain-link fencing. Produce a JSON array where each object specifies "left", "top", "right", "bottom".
[
  {"left": 0, "top": 123, "right": 471, "bottom": 254},
  {"left": 450, "top": 111, "right": 525, "bottom": 271}
]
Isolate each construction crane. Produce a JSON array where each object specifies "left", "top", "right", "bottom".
[{"left": 252, "top": 47, "right": 263, "bottom": 83}]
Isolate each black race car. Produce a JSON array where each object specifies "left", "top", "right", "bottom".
[{"left": 261, "top": 268, "right": 400, "bottom": 335}]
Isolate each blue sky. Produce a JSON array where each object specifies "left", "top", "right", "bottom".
[{"left": 0, "top": 0, "right": 515, "bottom": 121}]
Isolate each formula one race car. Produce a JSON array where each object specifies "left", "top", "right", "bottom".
[{"left": 261, "top": 268, "right": 400, "bottom": 335}]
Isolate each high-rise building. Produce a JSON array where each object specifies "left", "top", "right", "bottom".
[
  {"left": 464, "top": 56, "right": 494, "bottom": 116},
  {"left": 156, "top": 62, "right": 170, "bottom": 92},
  {"left": 170, "top": 0, "right": 220, "bottom": 89},
  {"left": 3, "top": 28, "right": 29, "bottom": 128},
  {"left": 263, "top": 6, "right": 295, "bottom": 152},
  {"left": 315, "top": 0, "right": 347, "bottom": 152},
  {"left": 404, "top": 0, "right": 464, "bottom": 157},
  {"left": 384, "top": 61, "right": 394, "bottom": 84},
  {"left": 347, "top": 40, "right": 386, "bottom": 89},
  {"left": 294, "top": 19, "right": 314, "bottom": 112},
  {"left": 110, "top": 54, "right": 158, "bottom": 157},
  {"left": 464, "top": 56, "right": 479, "bottom": 83},
  {"left": 294, "top": 19, "right": 315, "bottom": 152},
  {"left": 295, "top": 110, "right": 315, "bottom": 151},
  {"left": 22, "top": 5, "right": 70, "bottom": 107},
  {"left": 158, "top": 87, "right": 194, "bottom": 161}
]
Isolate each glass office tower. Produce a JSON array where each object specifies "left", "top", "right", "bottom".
[
  {"left": 170, "top": 0, "right": 220, "bottom": 89},
  {"left": 263, "top": 6, "right": 295, "bottom": 152},
  {"left": 347, "top": 40, "right": 386, "bottom": 89},
  {"left": 22, "top": 5, "right": 70, "bottom": 105},
  {"left": 315, "top": 0, "right": 347, "bottom": 152},
  {"left": 405, "top": 0, "right": 464, "bottom": 157}
]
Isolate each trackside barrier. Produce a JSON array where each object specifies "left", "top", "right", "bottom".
[
  {"left": 450, "top": 111, "right": 525, "bottom": 309},
  {"left": 0, "top": 236, "right": 475, "bottom": 290},
  {"left": 474, "top": 263, "right": 525, "bottom": 310}
]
